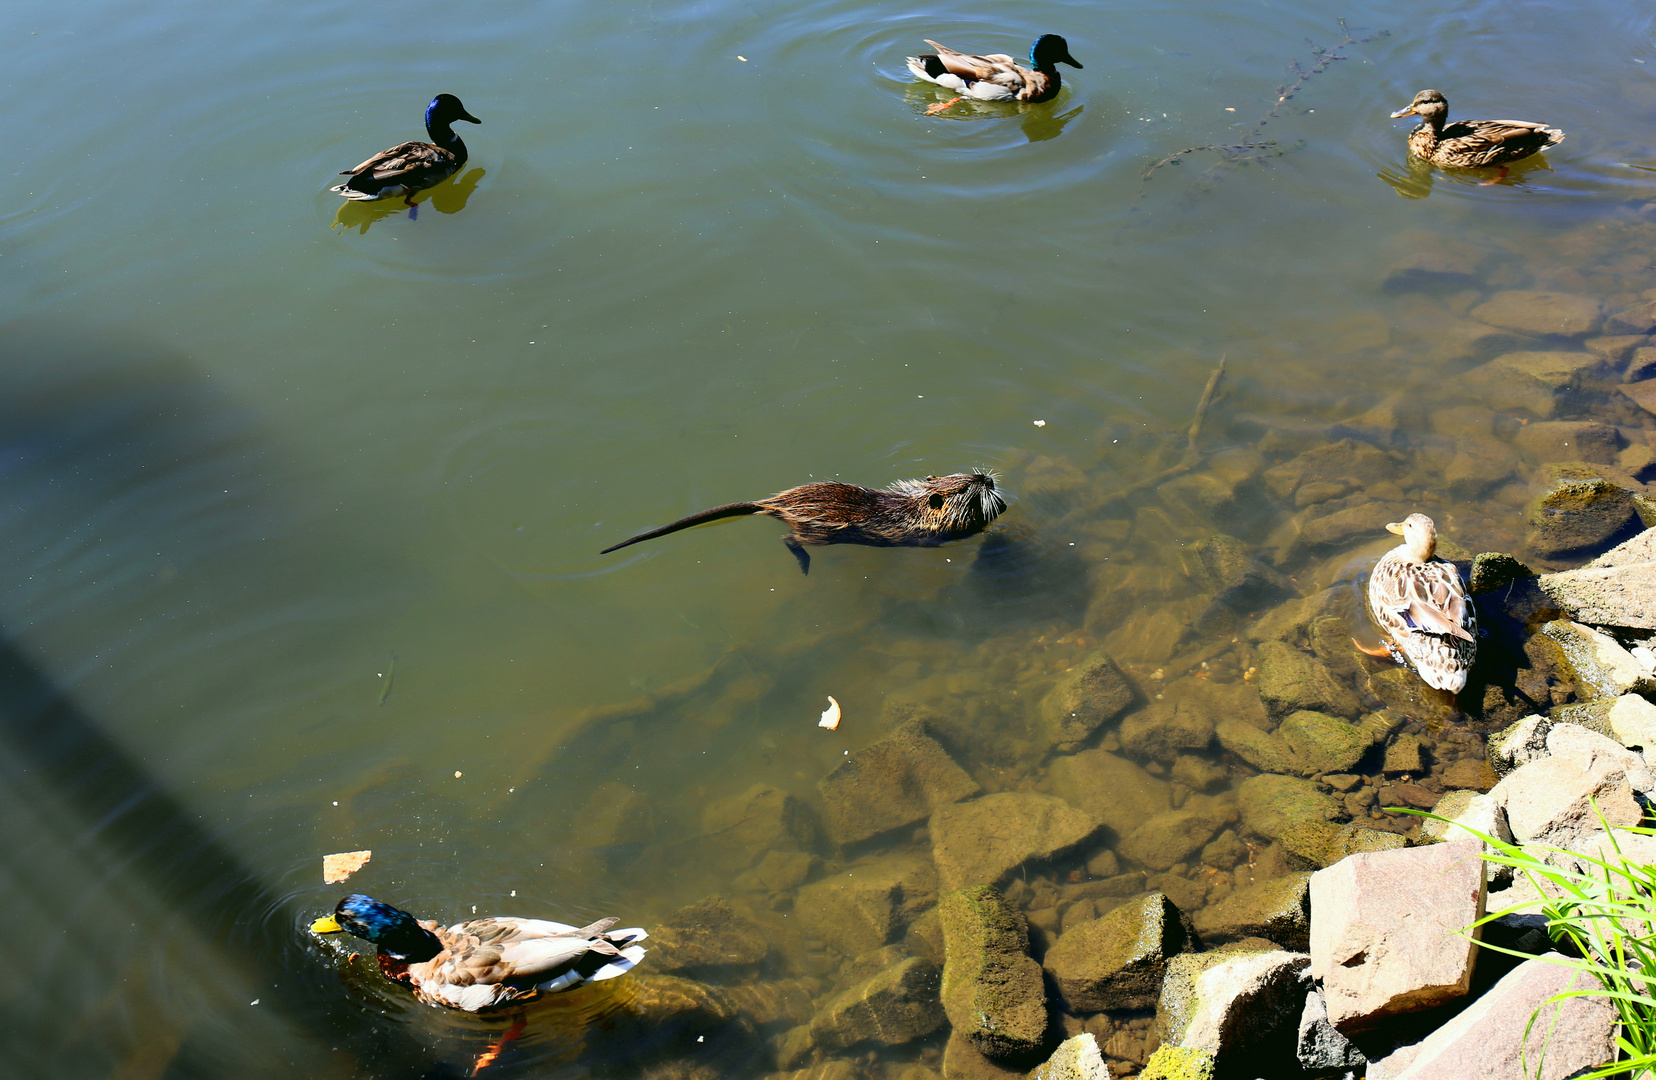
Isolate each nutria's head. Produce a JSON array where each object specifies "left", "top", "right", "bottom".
[{"left": 889, "top": 471, "right": 1007, "bottom": 535}]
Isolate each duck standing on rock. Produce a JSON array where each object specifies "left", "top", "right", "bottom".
[
  {"left": 907, "top": 34, "right": 1082, "bottom": 114},
  {"left": 1389, "top": 89, "right": 1563, "bottom": 181},
  {"left": 310, "top": 894, "right": 647, "bottom": 1011},
  {"left": 331, "top": 94, "right": 481, "bottom": 207},
  {"left": 1360, "top": 513, "right": 1478, "bottom": 693}
]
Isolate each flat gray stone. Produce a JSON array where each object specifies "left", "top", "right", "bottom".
[
  {"left": 1537, "top": 526, "right": 1656, "bottom": 630},
  {"left": 1370, "top": 954, "right": 1615, "bottom": 1080},
  {"left": 1309, "top": 839, "right": 1485, "bottom": 1034}
]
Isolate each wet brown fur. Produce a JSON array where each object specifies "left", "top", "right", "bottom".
[{"left": 600, "top": 473, "right": 1006, "bottom": 574}]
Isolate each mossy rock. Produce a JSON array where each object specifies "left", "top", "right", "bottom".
[
  {"left": 1141, "top": 1045, "right": 1216, "bottom": 1080},
  {"left": 1043, "top": 892, "right": 1198, "bottom": 1012},
  {"left": 1191, "top": 872, "right": 1312, "bottom": 951},
  {"left": 939, "top": 885, "right": 1047, "bottom": 1061},
  {"left": 1525, "top": 475, "right": 1643, "bottom": 561},
  {"left": 1470, "top": 551, "right": 1534, "bottom": 594},
  {"left": 1276, "top": 710, "right": 1371, "bottom": 774}
]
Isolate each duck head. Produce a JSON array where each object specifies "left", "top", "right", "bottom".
[
  {"left": 1385, "top": 513, "right": 1439, "bottom": 563},
  {"left": 1031, "top": 34, "right": 1082, "bottom": 71},
  {"left": 1390, "top": 89, "right": 1447, "bottom": 126},
  {"left": 425, "top": 94, "right": 482, "bottom": 140},
  {"left": 310, "top": 894, "right": 443, "bottom": 961}
]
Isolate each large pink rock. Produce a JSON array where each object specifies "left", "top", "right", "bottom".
[
  {"left": 1309, "top": 839, "right": 1484, "bottom": 1034},
  {"left": 1490, "top": 753, "right": 1644, "bottom": 848},
  {"left": 1368, "top": 954, "right": 1616, "bottom": 1080}
]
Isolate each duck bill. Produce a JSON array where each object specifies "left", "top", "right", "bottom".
[
  {"left": 1384, "top": 521, "right": 1405, "bottom": 535},
  {"left": 461, "top": 112, "right": 482, "bottom": 125},
  {"left": 1062, "top": 54, "right": 1083, "bottom": 69},
  {"left": 1390, "top": 105, "right": 1418, "bottom": 118},
  {"left": 310, "top": 915, "right": 344, "bottom": 934}
]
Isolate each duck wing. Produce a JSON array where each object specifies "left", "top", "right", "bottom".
[
  {"left": 1367, "top": 552, "right": 1478, "bottom": 692},
  {"left": 922, "top": 41, "right": 1016, "bottom": 83},
  {"left": 339, "top": 140, "right": 456, "bottom": 183},
  {"left": 1438, "top": 119, "right": 1564, "bottom": 166}
]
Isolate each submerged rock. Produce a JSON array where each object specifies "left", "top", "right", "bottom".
[
  {"left": 1253, "top": 641, "right": 1362, "bottom": 720},
  {"left": 1237, "top": 774, "right": 1340, "bottom": 841},
  {"left": 651, "top": 895, "right": 768, "bottom": 972},
  {"left": 1042, "top": 652, "right": 1136, "bottom": 745},
  {"left": 1279, "top": 822, "right": 1405, "bottom": 870},
  {"left": 1536, "top": 526, "right": 1656, "bottom": 630},
  {"left": 1119, "top": 701, "right": 1216, "bottom": 763},
  {"left": 931, "top": 793, "right": 1101, "bottom": 890},
  {"left": 1192, "top": 872, "right": 1312, "bottom": 951},
  {"left": 1184, "top": 534, "right": 1293, "bottom": 614},
  {"left": 1513, "top": 420, "right": 1624, "bottom": 466},
  {"left": 802, "top": 955, "right": 946, "bottom": 1055},
  {"left": 817, "top": 719, "right": 979, "bottom": 846},
  {"left": 795, "top": 853, "right": 937, "bottom": 957},
  {"left": 1043, "top": 892, "right": 1199, "bottom": 1012},
  {"left": 1047, "top": 749, "right": 1170, "bottom": 835},
  {"left": 1525, "top": 475, "right": 1644, "bottom": 562},
  {"left": 1119, "top": 799, "right": 1238, "bottom": 871},
  {"left": 702, "top": 784, "right": 820, "bottom": 871},
  {"left": 1215, "top": 717, "right": 1307, "bottom": 776},
  {"left": 1277, "top": 710, "right": 1371, "bottom": 774},
  {"left": 939, "top": 885, "right": 1046, "bottom": 1061},
  {"left": 1470, "top": 290, "right": 1602, "bottom": 338}
]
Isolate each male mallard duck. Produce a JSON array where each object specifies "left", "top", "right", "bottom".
[
  {"left": 1362, "top": 513, "right": 1477, "bottom": 692},
  {"left": 331, "top": 94, "right": 481, "bottom": 205},
  {"left": 907, "top": 34, "right": 1082, "bottom": 115},
  {"left": 310, "top": 894, "right": 647, "bottom": 1011},
  {"left": 1389, "top": 89, "right": 1563, "bottom": 178}
]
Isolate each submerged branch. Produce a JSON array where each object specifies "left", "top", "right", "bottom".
[{"left": 1105, "top": 353, "right": 1227, "bottom": 503}]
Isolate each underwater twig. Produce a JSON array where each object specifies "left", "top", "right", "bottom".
[
  {"left": 378, "top": 652, "right": 396, "bottom": 706},
  {"left": 1130, "top": 20, "right": 1388, "bottom": 210},
  {"left": 1106, "top": 354, "right": 1227, "bottom": 503}
]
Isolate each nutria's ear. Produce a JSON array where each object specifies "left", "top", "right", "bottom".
[{"left": 928, "top": 493, "right": 944, "bottom": 509}]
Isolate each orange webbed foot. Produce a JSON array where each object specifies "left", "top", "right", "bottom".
[
  {"left": 926, "top": 97, "right": 963, "bottom": 115},
  {"left": 1351, "top": 637, "right": 1393, "bottom": 659}
]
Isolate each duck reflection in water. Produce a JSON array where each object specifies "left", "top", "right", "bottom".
[
  {"left": 331, "top": 167, "right": 485, "bottom": 234},
  {"left": 1377, "top": 155, "right": 1551, "bottom": 199},
  {"left": 905, "top": 91, "right": 1083, "bottom": 144}
]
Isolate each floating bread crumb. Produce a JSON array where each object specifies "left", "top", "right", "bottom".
[{"left": 323, "top": 850, "right": 371, "bottom": 884}]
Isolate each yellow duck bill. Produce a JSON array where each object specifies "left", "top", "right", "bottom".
[{"left": 310, "top": 915, "right": 343, "bottom": 933}]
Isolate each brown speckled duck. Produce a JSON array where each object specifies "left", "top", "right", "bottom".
[
  {"left": 1390, "top": 89, "right": 1563, "bottom": 178},
  {"left": 1361, "top": 513, "right": 1477, "bottom": 692},
  {"left": 310, "top": 894, "right": 647, "bottom": 1011}
]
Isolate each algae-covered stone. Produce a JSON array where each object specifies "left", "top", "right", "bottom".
[
  {"left": 1277, "top": 710, "right": 1371, "bottom": 774},
  {"left": 1029, "top": 1033, "right": 1109, "bottom": 1080},
  {"left": 939, "top": 885, "right": 1047, "bottom": 1061},
  {"left": 1263, "top": 440, "right": 1396, "bottom": 502},
  {"left": 942, "top": 1030, "right": 1027, "bottom": 1080},
  {"left": 1043, "top": 892, "right": 1198, "bottom": 1012},
  {"left": 1047, "top": 749, "right": 1170, "bottom": 835},
  {"left": 1280, "top": 822, "right": 1406, "bottom": 870},
  {"left": 1470, "top": 291, "right": 1602, "bottom": 338},
  {"left": 1525, "top": 476, "right": 1643, "bottom": 561},
  {"left": 1185, "top": 534, "right": 1292, "bottom": 613},
  {"left": 1253, "top": 641, "right": 1362, "bottom": 719},
  {"left": 932, "top": 792, "right": 1101, "bottom": 890},
  {"left": 805, "top": 955, "right": 946, "bottom": 1053},
  {"left": 1119, "top": 800, "right": 1238, "bottom": 871},
  {"left": 1514, "top": 420, "right": 1624, "bottom": 466},
  {"left": 795, "top": 853, "right": 938, "bottom": 956},
  {"left": 1238, "top": 774, "right": 1340, "bottom": 841},
  {"left": 1418, "top": 790, "right": 1511, "bottom": 846},
  {"left": 1172, "top": 754, "right": 1227, "bottom": 792},
  {"left": 1140, "top": 1045, "right": 1214, "bottom": 1080},
  {"left": 817, "top": 718, "right": 980, "bottom": 845},
  {"left": 1154, "top": 940, "right": 1280, "bottom": 1045},
  {"left": 1201, "top": 830, "right": 1248, "bottom": 870},
  {"left": 1120, "top": 702, "right": 1216, "bottom": 763},
  {"left": 651, "top": 895, "right": 768, "bottom": 972},
  {"left": 1470, "top": 551, "right": 1535, "bottom": 594},
  {"left": 1383, "top": 733, "right": 1424, "bottom": 774},
  {"left": 1192, "top": 873, "right": 1312, "bottom": 951},
  {"left": 1044, "top": 652, "right": 1135, "bottom": 744},
  {"left": 1215, "top": 718, "right": 1307, "bottom": 776}
]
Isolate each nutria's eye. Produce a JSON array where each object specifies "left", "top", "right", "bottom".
[
  {"left": 928, "top": 493, "right": 944, "bottom": 509},
  {"left": 924, "top": 476, "right": 936, "bottom": 482}
]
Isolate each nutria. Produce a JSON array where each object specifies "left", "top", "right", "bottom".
[{"left": 600, "top": 472, "right": 1007, "bottom": 574}]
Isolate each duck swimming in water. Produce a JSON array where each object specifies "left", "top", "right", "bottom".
[
  {"left": 907, "top": 34, "right": 1082, "bottom": 115},
  {"left": 331, "top": 94, "right": 481, "bottom": 206},
  {"left": 310, "top": 893, "right": 647, "bottom": 1011},
  {"left": 1389, "top": 89, "right": 1563, "bottom": 181},
  {"left": 1360, "top": 513, "right": 1477, "bottom": 693}
]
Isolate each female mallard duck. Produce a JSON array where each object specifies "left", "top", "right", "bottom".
[
  {"left": 907, "top": 34, "right": 1082, "bottom": 114},
  {"left": 1389, "top": 89, "right": 1563, "bottom": 177},
  {"left": 310, "top": 894, "right": 647, "bottom": 1011},
  {"left": 331, "top": 94, "right": 481, "bottom": 205},
  {"left": 1362, "top": 513, "right": 1477, "bottom": 692}
]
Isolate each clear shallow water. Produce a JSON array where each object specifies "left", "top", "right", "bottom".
[{"left": 3, "top": 0, "right": 1655, "bottom": 1075}]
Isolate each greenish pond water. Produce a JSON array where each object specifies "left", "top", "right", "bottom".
[{"left": 3, "top": 0, "right": 1655, "bottom": 1075}]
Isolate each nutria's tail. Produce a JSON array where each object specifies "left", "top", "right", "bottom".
[{"left": 600, "top": 502, "right": 763, "bottom": 554}]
